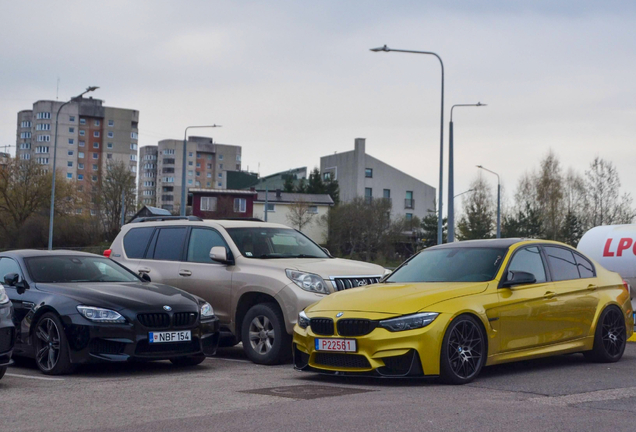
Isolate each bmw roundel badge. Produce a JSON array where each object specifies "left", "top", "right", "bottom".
[
  {"left": 163, "top": 305, "right": 172, "bottom": 311},
  {"left": 336, "top": 312, "right": 344, "bottom": 318}
]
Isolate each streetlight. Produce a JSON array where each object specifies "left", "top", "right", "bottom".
[
  {"left": 476, "top": 165, "right": 501, "bottom": 238},
  {"left": 448, "top": 102, "right": 487, "bottom": 242},
  {"left": 371, "top": 44, "right": 445, "bottom": 245},
  {"left": 48, "top": 86, "right": 99, "bottom": 250},
  {"left": 181, "top": 125, "right": 222, "bottom": 216}
]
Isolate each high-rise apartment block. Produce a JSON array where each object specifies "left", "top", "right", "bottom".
[
  {"left": 16, "top": 98, "right": 139, "bottom": 188},
  {"left": 138, "top": 136, "right": 242, "bottom": 212}
]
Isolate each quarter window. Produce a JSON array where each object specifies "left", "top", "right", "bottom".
[
  {"left": 123, "top": 227, "right": 155, "bottom": 259},
  {"left": 544, "top": 247, "right": 580, "bottom": 281},
  {"left": 574, "top": 253, "right": 595, "bottom": 278},
  {"left": 507, "top": 246, "right": 547, "bottom": 283}
]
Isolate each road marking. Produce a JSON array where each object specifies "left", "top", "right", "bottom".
[
  {"left": 529, "top": 386, "right": 636, "bottom": 407},
  {"left": 5, "top": 373, "right": 65, "bottom": 381}
]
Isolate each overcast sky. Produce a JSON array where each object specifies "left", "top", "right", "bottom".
[{"left": 1, "top": 0, "right": 635, "bottom": 216}]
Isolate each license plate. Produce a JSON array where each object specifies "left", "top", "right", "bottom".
[
  {"left": 149, "top": 330, "right": 191, "bottom": 344},
  {"left": 315, "top": 338, "right": 357, "bottom": 352}
]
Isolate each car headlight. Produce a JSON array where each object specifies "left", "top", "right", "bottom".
[
  {"left": 379, "top": 312, "right": 439, "bottom": 332},
  {"left": 286, "top": 269, "right": 329, "bottom": 294},
  {"left": 0, "top": 287, "right": 9, "bottom": 305},
  {"left": 200, "top": 302, "right": 214, "bottom": 318},
  {"left": 76, "top": 306, "right": 126, "bottom": 323},
  {"left": 298, "top": 310, "right": 310, "bottom": 329}
]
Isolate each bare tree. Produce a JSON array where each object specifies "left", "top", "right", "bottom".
[
  {"left": 286, "top": 199, "right": 315, "bottom": 232},
  {"left": 457, "top": 176, "right": 495, "bottom": 240},
  {"left": 585, "top": 157, "right": 635, "bottom": 226},
  {"left": 535, "top": 150, "right": 564, "bottom": 240},
  {"left": 93, "top": 161, "right": 136, "bottom": 240}
]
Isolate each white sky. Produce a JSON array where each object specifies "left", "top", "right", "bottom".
[{"left": 1, "top": 0, "right": 635, "bottom": 216}]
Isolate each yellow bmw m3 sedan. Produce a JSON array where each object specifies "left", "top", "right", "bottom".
[{"left": 292, "top": 239, "right": 634, "bottom": 384}]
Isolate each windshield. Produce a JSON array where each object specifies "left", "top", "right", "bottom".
[
  {"left": 25, "top": 255, "right": 141, "bottom": 283},
  {"left": 226, "top": 227, "right": 329, "bottom": 259},
  {"left": 386, "top": 247, "right": 507, "bottom": 283}
]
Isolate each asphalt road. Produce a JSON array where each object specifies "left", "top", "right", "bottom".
[{"left": 1, "top": 343, "right": 635, "bottom": 432}]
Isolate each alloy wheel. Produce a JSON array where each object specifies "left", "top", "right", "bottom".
[
  {"left": 601, "top": 308, "right": 626, "bottom": 357},
  {"left": 447, "top": 320, "right": 483, "bottom": 380},
  {"left": 248, "top": 315, "right": 275, "bottom": 355},
  {"left": 35, "top": 318, "right": 61, "bottom": 372}
]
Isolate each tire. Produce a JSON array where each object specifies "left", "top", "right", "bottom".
[
  {"left": 0, "top": 365, "right": 6, "bottom": 380},
  {"left": 241, "top": 303, "right": 291, "bottom": 365},
  {"left": 439, "top": 314, "right": 486, "bottom": 385},
  {"left": 33, "top": 312, "right": 75, "bottom": 375},
  {"left": 584, "top": 305, "right": 627, "bottom": 363},
  {"left": 170, "top": 354, "right": 206, "bottom": 367}
]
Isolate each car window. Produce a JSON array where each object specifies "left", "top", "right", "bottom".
[
  {"left": 544, "top": 246, "right": 580, "bottom": 281},
  {"left": 123, "top": 227, "right": 154, "bottom": 259},
  {"left": 226, "top": 227, "right": 329, "bottom": 259},
  {"left": 187, "top": 228, "right": 228, "bottom": 263},
  {"left": 0, "top": 257, "right": 23, "bottom": 283},
  {"left": 506, "top": 247, "right": 546, "bottom": 284},
  {"left": 25, "top": 256, "right": 140, "bottom": 283},
  {"left": 574, "top": 253, "right": 595, "bottom": 278},
  {"left": 151, "top": 228, "right": 187, "bottom": 261}
]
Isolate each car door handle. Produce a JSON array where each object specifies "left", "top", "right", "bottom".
[
  {"left": 22, "top": 301, "right": 34, "bottom": 309},
  {"left": 179, "top": 270, "right": 192, "bottom": 277},
  {"left": 543, "top": 291, "right": 556, "bottom": 299},
  {"left": 587, "top": 284, "right": 598, "bottom": 291},
  {"left": 138, "top": 268, "right": 151, "bottom": 273}
]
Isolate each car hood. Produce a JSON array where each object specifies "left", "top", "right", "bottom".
[
  {"left": 256, "top": 257, "right": 385, "bottom": 278},
  {"left": 306, "top": 281, "right": 490, "bottom": 315},
  {"left": 35, "top": 282, "right": 200, "bottom": 312}
]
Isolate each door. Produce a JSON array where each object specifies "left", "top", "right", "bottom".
[
  {"left": 495, "top": 246, "right": 560, "bottom": 352},
  {"left": 0, "top": 257, "right": 38, "bottom": 353},
  {"left": 178, "top": 227, "right": 233, "bottom": 325},
  {"left": 543, "top": 246, "right": 599, "bottom": 341},
  {"left": 138, "top": 227, "right": 188, "bottom": 288}
]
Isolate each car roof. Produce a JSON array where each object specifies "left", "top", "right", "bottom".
[{"left": 1, "top": 249, "right": 101, "bottom": 258}]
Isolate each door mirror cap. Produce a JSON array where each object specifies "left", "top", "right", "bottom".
[
  {"left": 4, "top": 273, "right": 19, "bottom": 287},
  {"left": 501, "top": 271, "right": 536, "bottom": 288},
  {"left": 210, "top": 246, "right": 230, "bottom": 264},
  {"left": 139, "top": 273, "right": 151, "bottom": 282}
]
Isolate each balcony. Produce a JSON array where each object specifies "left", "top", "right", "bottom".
[{"left": 404, "top": 199, "right": 414, "bottom": 209}]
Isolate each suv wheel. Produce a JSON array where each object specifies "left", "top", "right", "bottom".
[{"left": 241, "top": 303, "right": 291, "bottom": 365}]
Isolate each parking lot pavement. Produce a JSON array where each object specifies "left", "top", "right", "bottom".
[{"left": 1, "top": 344, "right": 635, "bottom": 432}]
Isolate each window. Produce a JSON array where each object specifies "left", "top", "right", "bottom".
[
  {"left": 107, "top": 131, "right": 114, "bottom": 138},
  {"left": 219, "top": 154, "right": 223, "bottom": 160},
  {"left": 79, "top": 130, "right": 85, "bottom": 136},
  {"left": 130, "top": 143, "right": 137, "bottom": 150},
  {"left": 206, "top": 182, "right": 211, "bottom": 187},
  {"left": 94, "top": 120, "right": 100, "bottom": 126},
  {"left": 19, "top": 143, "right": 31, "bottom": 149},
  {"left": 108, "top": 120, "right": 114, "bottom": 127},
  {"left": 219, "top": 163, "right": 223, "bottom": 169},
  {"left": 383, "top": 189, "right": 391, "bottom": 199},
  {"left": 236, "top": 154, "right": 241, "bottom": 162},
  {"left": 266, "top": 203, "right": 275, "bottom": 212},
  {"left": 196, "top": 163, "right": 201, "bottom": 168},
  {"left": 196, "top": 171, "right": 200, "bottom": 177},
  {"left": 90, "top": 210, "right": 97, "bottom": 216},
  {"left": 78, "top": 174, "right": 84, "bottom": 180},
  {"left": 20, "top": 154, "right": 30, "bottom": 160},
  {"left": 79, "top": 141, "right": 85, "bottom": 147},
  {"left": 188, "top": 179, "right": 193, "bottom": 185},
  {"left": 405, "top": 213, "right": 413, "bottom": 221},
  {"left": 188, "top": 161, "right": 193, "bottom": 166},
  {"left": 20, "top": 132, "right": 31, "bottom": 139},
  {"left": 93, "top": 142, "right": 99, "bottom": 148},
  {"left": 36, "top": 157, "right": 49, "bottom": 164},
  {"left": 66, "top": 173, "right": 73, "bottom": 179},
  {"left": 93, "top": 131, "right": 100, "bottom": 137},
  {"left": 131, "top": 132, "right": 138, "bottom": 139},
  {"left": 308, "top": 206, "right": 318, "bottom": 214},
  {"left": 69, "top": 127, "right": 75, "bottom": 133},
  {"left": 69, "top": 116, "right": 75, "bottom": 122},
  {"left": 92, "top": 153, "right": 99, "bottom": 159},
  {"left": 200, "top": 197, "right": 218, "bottom": 211},
  {"left": 188, "top": 152, "right": 193, "bottom": 157},
  {"left": 67, "top": 161, "right": 73, "bottom": 167},
  {"left": 365, "top": 187, "right": 372, "bottom": 203},
  {"left": 405, "top": 191, "right": 414, "bottom": 209},
  {"left": 68, "top": 150, "right": 74, "bottom": 156},
  {"left": 107, "top": 153, "right": 113, "bottom": 159},
  {"left": 92, "top": 175, "right": 98, "bottom": 182},
  {"left": 207, "top": 155, "right": 212, "bottom": 160},
  {"left": 187, "top": 228, "right": 227, "bottom": 263},
  {"left": 35, "top": 146, "right": 49, "bottom": 153},
  {"left": 76, "top": 209, "right": 82, "bottom": 214},
  {"left": 107, "top": 142, "right": 113, "bottom": 149},
  {"left": 20, "top": 121, "right": 32, "bottom": 128},
  {"left": 163, "top": 149, "right": 175, "bottom": 155},
  {"left": 80, "top": 118, "right": 86, "bottom": 125},
  {"left": 506, "top": 247, "right": 547, "bottom": 284},
  {"left": 68, "top": 138, "right": 74, "bottom": 145},
  {"left": 36, "top": 112, "right": 51, "bottom": 119},
  {"left": 574, "top": 253, "right": 595, "bottom": 278},
  {"left": 195, "top": 181, "right": 201, "bottom": 187},
  {"left": 78, "top": 163, "right": 84, "bottom": 169},
  {"left": 78, "top": 152, "right": 84, "bottom": 158},
  {"left": 37, "top": 135, "right": 51, "bottom": 142},
  {"left": 36, "top": 123, "right": 51, "bottom": 131},
  {"left": 196, "top": 153, "right": 201, "bottom": 158},
  {"left": 130, "top": 155, "right": 137, "bottom": 161},
  {"left": 163, "top": 177, "right": 174, "bottom": 183},
  {"left": 218, "top": 182, "right": 222, "bottom": 187},
  {"left": 207, "top": 173, "right": 212, "bottom": 178},
  {"left": 207, "top": 164, "right": 212, "bottom": 169},
  {"left": 544, "top": 247, "right": 579, "bottom": 281},
  {"left": 152, "top": 228, "right": 187, "bottom": 261},
  {"left": 365, "top": 168, "right": 373, "bottom": 178},
  {"left": 234, "top": 198, "right": 247, "bottom": 213},
  {"left": 188, "top": 170, "right": 193, "bottom": 176},
  {"left": 92, "top": 164, "right": 98, "bottom": 170}
]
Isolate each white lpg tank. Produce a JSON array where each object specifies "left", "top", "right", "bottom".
[{"left": 578, "top": 224, "right": 635, "bottom": 305}]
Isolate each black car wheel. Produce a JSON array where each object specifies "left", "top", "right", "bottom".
[
  {"left": 170, "top": 354, "right": 206, "bottom": 367},
  {"left": 584, "top": 305, "right": 627, "bottom": 363},
  {"left": 0, "top": 365, "right": 6, "bottom": 380},
  {"left": 241, "top": 303, "right": 291, "bottom": 365},
  {"left": 33, "top": 313, "right": 74, "bottom": 375},
  {"left": 439, "top": 315, "right": 486, "bottom": 385}
]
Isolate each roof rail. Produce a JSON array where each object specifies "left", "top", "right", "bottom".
[
  {"left": 216, "top": 217, "right": 264, "bottom": 222},
  {"left": 130, "top": 216, "right": 203, "bottom": 223}
]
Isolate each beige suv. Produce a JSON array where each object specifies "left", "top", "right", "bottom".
[{"left": 107, "top": 217, "right": 387, "bottom": 364}]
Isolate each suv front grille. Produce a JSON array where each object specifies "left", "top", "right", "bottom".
[
  {"left": 310, "top": 318, "right": 334, "bottom": 336},
  {"left": 332, "top": 277, "right": 381, "bottom": 291},
  {"left": 138, "top": 313, "right": 171, "bottom": 328},
  {"left": 173, "top": 312, "right": 198, "bottom": 328},
  {"left": 314, "top": 353, "right": 371, "bottom": 369},
  {"left": 337, "top": 319, "right": 377, "bottom": 337}
]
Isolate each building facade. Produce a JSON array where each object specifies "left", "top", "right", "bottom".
[
  {"left": 16, "top": 98, "right": 139, "bottom": 196},
  {"left": 191, "top": 189, "right": 257, "bottom": 219},
  {"left": 320, "top": 138, "right": 436, "bottom": 221},
  {"left": 138, "top": 146, "right": 158, "bottom": 206}
]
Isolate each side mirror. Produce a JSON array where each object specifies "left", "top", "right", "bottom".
[
  {"left": 501, "top": 271, "right": 536, "bottom": 288},
  {"left": 210, "top": 246, "right": 231, "bottom": 264},
  {"left": 4, "top": 273, "right": 20, "bottom": 287},
  {"left": 321, "top": 247, "right": 332, "bottom": 257},
  {"left": 139, "top": 273, "right": 151, "bottom": 282}
]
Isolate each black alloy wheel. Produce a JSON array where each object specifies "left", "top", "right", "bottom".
[
  {"left": 440, "top": 315, "right": 486, "bottom": 385},
  {"left": 585, "top": 305, "right": 627, "bottom": 363},
  {"left": 33, "top": 313, "right": 74, "bottom": 375}
]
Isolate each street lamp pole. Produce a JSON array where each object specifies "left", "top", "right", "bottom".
[
  {"left": 48, "top": 86, "right": 99, "bottom": 250},
  {"left": 181, "top": 125, "right": 221, "bottom": 216},
  {"left": 476, "top": 165, "right": 501, "bottom": 238},
  {"left": 448, "top": 102, "right": 486, "bottom": 242},
  {"left": 371, "top": 45, "right": 445, "bottom": 245}
]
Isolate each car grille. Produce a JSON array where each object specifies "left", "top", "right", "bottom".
[
  {"left": 89, "top": 338, "right": 126, "bottom": 355},
  {"left": 337, "top": 319, "right": 377, "bottom": 337},
  {"left": 135, "top": 338, "right": 200, "bottom": 357},
  {"left": 173, "top": 312, "right": 198, "bottom": 328},
  {"left": 310, "top": 318, "right": 334, "bottom": 336},
  {"left": 332, "top": 277, "right": 381, "bottom": 291},
  {"left": 314, "top": 353, "right": 371, "bottom": 369},
  {"left": 138, "top": 313, "right": 171, "bottom": 328},
  {"left": 0, "top": 327, "right": 14, "bottom": 353}
]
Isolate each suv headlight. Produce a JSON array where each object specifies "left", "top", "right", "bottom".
[
  {"left": 379, "top": 312, "right": 439, "bottom": 332},
  {"left": 298, "top": 310, "right": 310, "bottom": 329},
  {"left": 0, "top": 287, "right": 9, "bottom": 305},
  {"left": 77, "top": 306, "right": 126, "bottom": 323},
  {"left": 286, "top": 269, "right": 329, "bottom": 294},
  {"left": 200, "top": 302, "right": 214, "bottom": 318}
]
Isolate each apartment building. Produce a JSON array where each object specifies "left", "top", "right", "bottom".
[
  {"left": 140, "top": 136, "right": 242, "bottom": 212},
  {"left": 320, "top": 138, "right": 436, "bottom": 221},
  {"left": 16, "top": 98, "right": 139, "bottom": 193}
]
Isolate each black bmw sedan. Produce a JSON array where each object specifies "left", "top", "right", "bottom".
[
  {"left": 0, "top": 250, "right": 220, "bottom": 375},
  {"left": 0, "top": 282, "right": 15, "bottom": 380}
]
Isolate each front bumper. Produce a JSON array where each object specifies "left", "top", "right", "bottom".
[
  {"left": 292, "top": 313, "right": 447, "bottom": 377},
  {"left": 0, "top": 303, "right": 15, "bottom": 367},
  {"left": 62, "top": 314, "right": 220, "bottom": 364}
]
